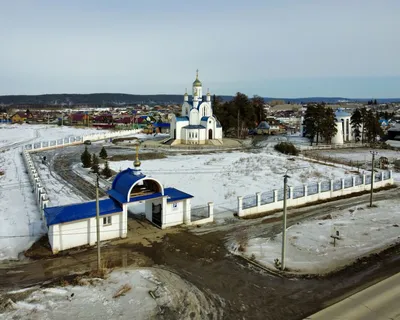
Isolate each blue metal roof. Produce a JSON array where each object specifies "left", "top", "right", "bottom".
[
  {"left": 153, "top": 123, "right": 170, "bottom": 128},
  {"left": 110, "top": 168, "right": 146, "bottom": 203},
  {"left": 335, "top": 109, "right": 351, "bottom": 118},
  {"left": 176, "top": 116, "right": 189, "bottom": 122},
  {"left": 182, "top": 125, "right": 205, "bottom": 129},
  {"left": 44, "top": 198, "right": 122, "bottom": 226},
  {"left": 200, "top": 116, "right": 209, "bottom": 121},
  {"left": 164, "top": 188, "right": 193, "bottom": 202}
]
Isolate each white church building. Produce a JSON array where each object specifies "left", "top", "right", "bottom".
[{"left": 170, "top": 70, "right": 223, "bottom": 145}]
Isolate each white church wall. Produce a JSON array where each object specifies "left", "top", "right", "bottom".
[
  {"left": 189, "top": 109, "right": 199, "bottom": 125},
  {"left": 215, "top": 127, "right": 223, "bottom": 139}
]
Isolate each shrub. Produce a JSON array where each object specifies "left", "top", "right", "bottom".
[{"left": 274, "top": 142, "right": 299, "bottom": 156}]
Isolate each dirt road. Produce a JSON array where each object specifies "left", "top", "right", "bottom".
[{"left": 1, "top": 189, "right": 400, "bottom": 320}]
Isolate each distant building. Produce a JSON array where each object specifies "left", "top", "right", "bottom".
[{"left": 169, "top": 70, "right": 223, "bottom": 145}]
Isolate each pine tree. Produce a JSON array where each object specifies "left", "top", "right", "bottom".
[
  {"left": 351, "top": 108, "right": 362, "bottom": 142},
  {"left": 303, "top": 105, "right": 318, "bottom": 145},
  {"left": 99, "top": 147, "right": 108, "bottom": 159},
  {"left": 80, "top": 146, "right": 92, "bottom": 168},
  {"left": 101, "top": 160, "right": 112, "bottom": 178},
  {"left": 320, "top": 107, "right": 337, "bottom": 144},
  {"left": 91, "top": 153, "right": 100, "bottom": 173}
]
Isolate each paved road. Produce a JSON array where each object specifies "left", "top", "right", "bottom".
[{"left": 305, "top": 272, "right": 400, "bottom": 320}]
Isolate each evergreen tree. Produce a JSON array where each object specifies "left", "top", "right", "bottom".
[
  {"left": 320, "top": 107, "right": 337, "bottom": 144},
  {"left": 360, "top": 107, "right": 368, "bottom": 143},
  {"left": 101, "top": 160, "right": 112, "bottom": 178},
  {"left": 91, "top": 153, "right": 100, "bottom": 173},
  {"left": 303, "top": 105, "right": 318, "bottom": 145},
  {"left": 251, "top": 95, "right": 266, "bottom": 124},
  {"left": 80, "top": 146, "right": 92, "bottom": 168},
  {"left": 351, "top": 108, "right": 362, "bottom": 142},
  {"left": 99, "top": 146, "right": 108, "bottom": 159},
  {"left": 364, "top": 111, "right": 383, "bottom": 143}
]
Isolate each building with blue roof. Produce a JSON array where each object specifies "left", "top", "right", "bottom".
[
  {"left": 44, "top": 167, "right": 196, "bottom": 254},
  {"left": 169, "top": 70, "right": 223, "bottom": 145}
]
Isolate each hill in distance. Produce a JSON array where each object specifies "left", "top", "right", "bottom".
[{"left": 0, "top": 93, "right": 399, "bottom": 106}]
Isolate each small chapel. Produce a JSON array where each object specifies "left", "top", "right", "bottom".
[{"left": 169, "top": 70, "right": 223, "bottom": 145}]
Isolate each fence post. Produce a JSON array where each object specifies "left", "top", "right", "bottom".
[
  {"left": 208, "top": 202, "right": 214, "bottom": 221},
  {"left": 362, "top": 174, "right": 366, "bottom": 185},
  {"left": 341, "top": 178, "right": 345, "bottom": 190},
  {"left": 352, "top": 176, "right": 356, "bottom": 187},
  {"left": 389, "top": 170, "right": 393, "bottom": 182},
  {"left": 273, "top": 190, "right": 278, "bottom": 202},
  {"left": 256, "top": 192, "right": 261, "bottom": 208},
  {"left": 237, "top": 196, "right": 243, "bottom": 217},
  {"left": 289, "top": 186, "right": 293, "bottom": 199},
  {"left": 317, "top": 182, "right": 321, "bottom": 194},
  {"left": 330, "top": 179, "right": 334, "bottom": 192}
]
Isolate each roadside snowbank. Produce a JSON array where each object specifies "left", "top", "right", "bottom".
[
  {"left": 237, "top": 199, "right": 400, "bottom": 275},
  {"left": 1, "top": 267, "right": 220, "bottom": 319}
]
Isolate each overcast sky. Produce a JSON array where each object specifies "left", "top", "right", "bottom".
[{"left": 1, "top": 0, "right": 399, "bottom": 98}]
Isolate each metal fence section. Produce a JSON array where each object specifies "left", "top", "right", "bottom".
[
  {"left": 191, "top": 206, "right": 209, "bottom": 221},
  {"left": 355, "top": 175, "right": 363, "bottom": 186},
  {"left": 277, "top": 188, "right": 290, "bottom": 201},
  {"left": 320, "top": 181, "right": 330, "bottom": 192},
  {"left": 307, "top": 183, "right": 318, "bottom": 195},
  {"left": 260, "top": 191, "right": 274, "bottom": 205},
  {"left": 293, "top": 186, "right": 304, "bottom": 199},
  {"left": 344, "top": 177, "right": 353, "bottom": 188},
  {"left": 383, "top": 171, "right": 390, "bottom": 180},
  {"left": 365, "top": 175, "right": 372, "bottom": 184},
  {"left": 375, "top": 172, "right": 382, "bottom": 180},
  {"left": 333, "top": 180, "right": 342, "bottom": 191},
  {"left": 243, "top": 194, "right": 257, "bottom": 209}
]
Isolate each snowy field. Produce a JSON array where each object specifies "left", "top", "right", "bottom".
[
  {"left": 313, "top": 148, "right": 400, "bottom": 163},
  {"left": 0, "top": 124, "right": 109, "bottom": 261},
  {"left": 1, "top": 267, "right": 219, "bottom": 319},
  {"left": 239, "top": 199, "right": 400, "bottom": 275},
  {"left": 109, "top": 149, "right": 354, "bottom": 218}
]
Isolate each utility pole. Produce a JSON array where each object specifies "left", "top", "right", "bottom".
[
  {"left": 96, "top": 174, "right": 101, "bottom": 271},
  {"left": 61, "top": 112, "right": 64, "bottom": 126},
  {"left": 281, "top": 173, "right": 290, "bottom": 271},
  {"left": 370, "top": 151, "right": 378, "bottom": 207}
]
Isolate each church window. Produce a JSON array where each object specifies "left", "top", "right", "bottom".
[{"left": 195, "top": 132, "right": 197, "bottom": 138}]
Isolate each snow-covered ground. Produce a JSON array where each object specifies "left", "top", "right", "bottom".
[
  {"left": 314, "top": 148, "right": 400, "bottom": 163},
  {"left": 109, "top": 149, "right": 353, "bottom": 220},
  {"left": 1, "top": 267, "right": 220, "bottom": 319},
  {"left": 238, "top": 199, "right": 400, "bottom": 275},
  {"left": 0, "top": 124, "right": 109, "bottom": 261}
]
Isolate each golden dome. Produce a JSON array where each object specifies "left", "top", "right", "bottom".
[{"left": 193, "top": 69, "right": 202, "bottom": 87}]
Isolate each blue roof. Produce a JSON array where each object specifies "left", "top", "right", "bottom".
[
  {"left": 201, "top": 116, "right": 210, "bottom": 121},
  {"left": 153, "top": 123, "right": 170, "bottom": 128},
  {"left": 183, "top": 125, "right": 205, "bottom": 129},
  {"left": 176, "top": 116, "right": 189, "bottom": 122},
  {"left": 335, "top": 109, "right": 350, "bottom": 118},
  {"left": 44, "top": 198, "right": 122, "bottom": 226},
  {"left": 164, "top": 188, "right": 193, "bottom": 202},
  {"left": 110, "top": 168, "right": 146, "bottom": 203}
]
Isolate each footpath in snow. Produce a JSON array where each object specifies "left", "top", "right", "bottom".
[{"left": 236, "top": 199, "right": 400, "bottom": 275}]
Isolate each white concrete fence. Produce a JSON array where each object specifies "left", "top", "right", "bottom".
[
  {"left": 237, "top": 170, "right": 394, "bottom": 217},
  {"left": 23, "top": 129, "right": 140, "bottom": 152},
  {"left": 20, "top": 129, "right": 141, "bottom": 220},
  {"left": 190, "top": 202, "right": 214, "bottom": 226}
]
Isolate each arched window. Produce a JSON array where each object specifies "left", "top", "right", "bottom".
[{"left": 195, "top": 132, "right": 197, "bottom": 138}]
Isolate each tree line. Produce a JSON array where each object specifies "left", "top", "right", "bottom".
[
  {"left": 212, "top": 93, "right": 267, "bottom": 137},
  {"left": 302, "top": 104, "right": 386, "bottom": 145}
]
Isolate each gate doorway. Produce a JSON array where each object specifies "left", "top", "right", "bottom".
[
  {"left": 208, "top": 129, "right": 213, "bottom": 140},
  {"left": 152, "top": 203, "right": 162, "bottom": 227},
  {"left": 174, "top": 129, "right": 176, "bottom": 139}
]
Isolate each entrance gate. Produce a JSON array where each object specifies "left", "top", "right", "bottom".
[{"left": 152, "top": 203, "right": 162, "bottom": 227}]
